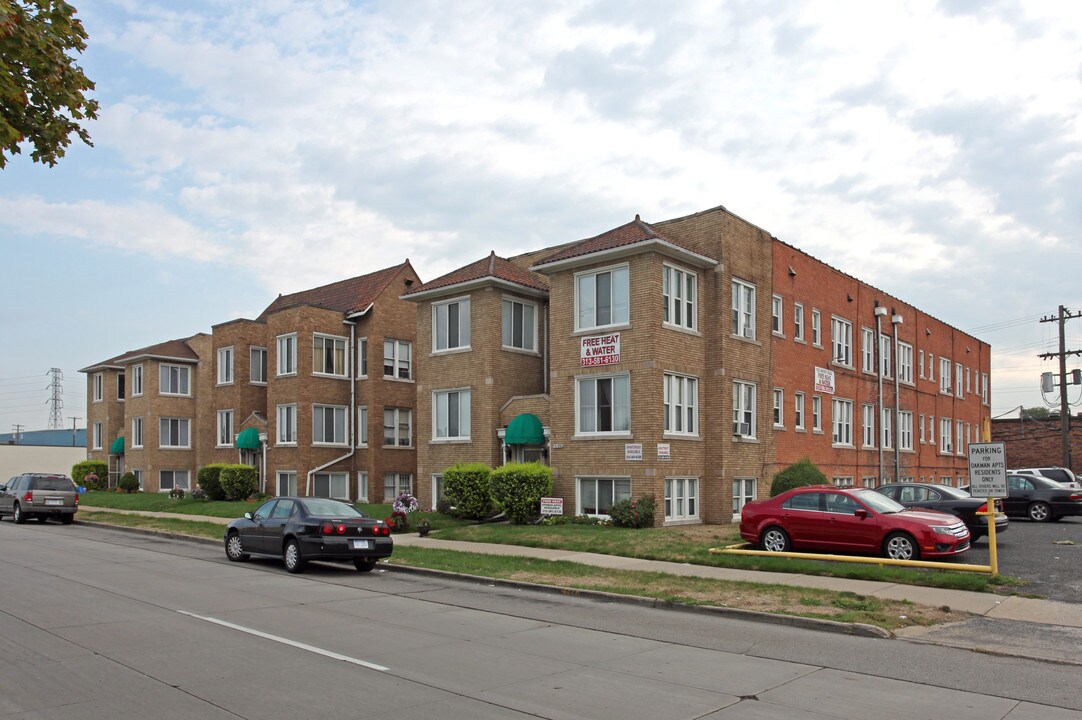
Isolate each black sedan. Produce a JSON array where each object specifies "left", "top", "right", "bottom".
[
  {"left": 874, "top": 483, "right": 1008, "bottom": 541},
  {"left": 224, "top": 497, "right": 393, "bottom": 573},
  {"left": 1000, "top": 474, "right": 1082, "bottom": 522}
]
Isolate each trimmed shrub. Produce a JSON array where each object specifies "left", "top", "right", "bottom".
[
  {"left": 770, "top": 458, "right": 828, "bottom": 497},
  {"left": 490, "top": 462, "right": 553, "bottom": 524},
  {"left": 73, "top": 460, "right": 108, "bottom": 490},
  {"left": 197, "top": 464, "right": 228, "bottom": 501},
  {"left": 442, "top": 463, "right": 493, "bottom": 520},
  {"left": 608, "top": 494, "right": 657, "bottom": 528},
  {"left": 220, "top": 464, "right": 259, "bottom": 501},
  {"left": 117, "top": 472, "right": 140, "bottom": 493}
]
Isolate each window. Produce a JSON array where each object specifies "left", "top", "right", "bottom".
[
  {"left": 881, "top": 408, "right": 893, "bottom": 449},
  {"left": 772, "top": 388, "right": 784, "bottom": 427},
  {"left": 794, "top": 392, "right": 805, "bottom": 429},
  {"left": 277, "top": 403, "right": 297, "bottom": 445},
  {"left": 277, "top": 334, "right": 297, "bottom": 376},
  {"left": 880, "top": 335, "right": 892, "bottom": 378},
  {"left": 159, "top": 364, "right": 191, "bottom": 395},
  {"left": 663, "top": 373, "right": 698, "bottom": 436},
  {"left": 862, "top": 404, "right": 875, "bottom": 448},
  {"left": 811, "top": 309, "right": 821, "bottom": 346},
  {"left": 132, "top": 364, "right": 143, "bottom": 396},
  {"left": 578, "top": 476, "right": 631, "bottom": 515},
  {"left": 663, "top": 265, "right": 697, "bottom": 331},
  {"left": 898, "top": 342, "right": 913, "bottom": 383},
  {"left": 918, "top": 350, "right": 925, "bottom": 379},
  {"left": 733, "top": 380, "right": 756, "bottom": 438},
  {"left": 313, "top": 334, "right": 347, "bottom": 377},
  {"left": 357, "top": 472, "right": 369, "bottom": 502},
  {"left": 956, "top": 420, "right": 964, "bottom": 455},
  {"left": 132, "top": 469, "right": 144, "bottom": 491},
  {"left": 92, "top": 421, "right": 102, "bottom": 450},
  {"left": 576, "top": 265, "right": 629, "bottom": 331},
  {"left": 159, "top": 418, "right": 190, "bottom": 448},
  {"left": 277, "top": 471, "right": 297, "bottom": 496},
  {"left": 217, "top": 410, "right": 234, "bottom": 447},
  {"left": 812, "top": 395, "right": 822, "bottom": 432},
  {"left": 732, "top": 478, "right": 757, "bottom": 519},
  {"left": 861, "top": 328, "right": 875, "bottom": 373},
  {"left": 159, "top": 470, "right": 189, "bottom": 493},
  {"left": 981, "top": 373, "right": 989, "bottom": 404},
  {"left": 771, "top": 295, "right": 783, "bottom": 334},
  {"left": 117, "top": 372, "right": 125, "bottom": 400},
  {"left": 793, "top": 303, "right": 805, "bottom": 341},
  {"left": 434, "top": 298, "right": 471, "bottom": 351},
  {"left": 940, "top": 357, "right": 951, "bottom": 393},
  {"left": 503, "top": 297, "right": 539, "bottom": 349},
  {"left": 93, "top": 372, "right": 103, "bottom": 402},
  {"left": 357, "top": 337, "right": 368, "bottom": 377},
  {"left": 430, "top": 473, "right": 442, "bottom": 507},
  {"left": 966, "top": 367, "right": 972, "bottom": 394},
  {"left": 383, "top": 407, "right": 412, "bottom": 447},
  {"left": 312, "top": 472, "right": 349, "bottom": 500},
  {"left": 831, "top": 317, "right": 852, "bottom": 366},
  {"left": 384, "top": 472, "right": 412, "bottom": 500},
  {"left": 664, "top": 477, "right": 698, "bottom": 521},
  {"left": 731, "top": 279, "right": 755, "bottom": 339},
  {"left": 940, "top": 417, "right": 953, "bottom": 454},
  {"left": 357, "top": 406, "right": 369, "bottom": 447},
  {"left": 929, "top": 355, "right": 935, "bottom": 382},
  {"left": 955, "top": 362, "right": 964, "bottom": 397},
  {"left": 217, "top": 347, "right": 234, "bottom": 384},
  {"left": 434, "top": 388, "right": 471, "bottom": 439},
  {"left": 577, "top": 374, "right": 629, "bottom": 434},
  {"left": 832, "top": 399, "right": 853, "bottom": 446},
  {"left": 313, "top": 404, "right": 347, "bottom": 445},
  {"left": 383, "top": 339, "right": 412, "bottom": 379},
  {"left": 132, "top": 417, "right": 143, "bottom": 449},
  {"left": 928, "top": 415, "right": 935, "bottom": 444},
  {"left": 250, "top": 347, "right": 267, "bottom": 384},
  {"left": 919, "top": 414, "right": 925, "bottom": 444}
]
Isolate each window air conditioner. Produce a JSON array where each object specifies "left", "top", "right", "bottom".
[{"left": 733, "top": 422, "right": 751, "bottom": 436}]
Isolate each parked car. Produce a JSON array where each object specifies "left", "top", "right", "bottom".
[
  {"left": 740, "top": 485, "right": 970, "bottom": 561},
  {"left": 224, "top": 496, "right": 393, "bottom": 573},
  {"left": 993, "top": 475, "right": 1082, "bottom": 522},
  {"left": 0, "top": 473, "right": 79, "bottom": 524},
  {"left": 874, "top": 482, "right": 1008, "bottom": 541},
  {"left": 1009, "top": 467, "right": 1080, "bottom": 488}
]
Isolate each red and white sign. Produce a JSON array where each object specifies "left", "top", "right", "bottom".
[
  {"left": 657, "top": 443, "right": 671, "bottom": 461},
  {"left": 581, "top": 333, "right": 621, "bottom": 367},
  {"left": 814, "top": 366, "right": 835, "bottom": 394},
  {"left": 540, "top": 497, "right": 564, "bottom": 515}
]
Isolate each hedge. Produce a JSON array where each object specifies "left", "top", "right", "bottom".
[
  {"left": 490, "top": 462, "right": 553, "bottom": 524},
  {"left": 442, "top": 463, "right": 493, "bottom": 520}
]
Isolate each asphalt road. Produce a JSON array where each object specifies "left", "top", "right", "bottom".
[{"left": 3, "top": 520, "right": 1082, "bottom": 719}]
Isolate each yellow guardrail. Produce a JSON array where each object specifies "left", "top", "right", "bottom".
[{"left": 709, "top": 542, "right": 995, "bottom": 574}]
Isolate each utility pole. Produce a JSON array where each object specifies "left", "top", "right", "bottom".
[
  {"left": 1038, "top": 306, "right": 1082, "bottom": 469},
  {"left": 69, "top": 416, "right": 81, "bottom": 447},
  {"left": 47, "top": 368, "right": 65, "bottom": 429},
  {"left": 11, "top": 424, "right": 24, "bottom": 444}
]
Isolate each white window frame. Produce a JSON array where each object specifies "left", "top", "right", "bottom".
[
  {"left": 577, "top": 476, "right": 632, "bottom": 516},
  {"left": 576, "top": 374, "right": 630, "bottom": 436},
  {"left": 955, "top": 362, "right": 964, "bottom": 398},
  {"left": 861, "top": 328, "right": 876, "bottom": 373},
  {"left": 929, "top": 355, "right": 935, "bottom": 382},
  {"left": 433, "top": 297, "right": 472, "bottom": 352},
  {"left": 899, "top": 411, "right": 913, "bottom": 451},
  {"left": 831, "top": 317, "right": 852, "bottom": 367},
  {"left": 277, "top": 471, "right": 297, "bottom": 496},
  {"left": 313, "top": 333, "right": 348, "bottom": 378},
  {"left": 312, "top": 404, "right": 348, "bottom": 446},
  {"left": 880, "top": 334, "right": 892, "bottom": 378},
  {"left": 940, "top": 417, "right": 953, "bottom": 454},
  {"left": 882, "top": 407, "right": 893, "bottom": 449},
  {"left": 811, "top": 309, "right": 822, "bottom": 347},
  {"left": 940, "top": 357, "right": 952, "bottom": 393},
  {"left": 918, "top": 350, "right": 925, "bottom": 379},
  {"left": 250, "top": 347, "right": 267, "bottom": 384},
  {"left": 731, "top": 279, "right": 756, "bottom": 339},
  {"left": 217, "top": 346, "right": 234, "bottom": 385},
  {"left": 276, "top": 403, "right": 297, "bottom": 445},
  {"left": 159, "top": 364, "right": 190, "bottom": 396},
  {"left": 132, "top": 417, "right": 143, "bottom": 449},
  {"left": 794, "top": 392, "right": 805, "bottom": 430},
  {"left": 956, "top": 420, "right": 965, "bottom": 456},
  {"left": 793, "top": 302, "right": 805, "bottom": 342},
  {"left": 217, "top": 409, "right": 234, "bottom": 448},
  {"left": 277, "top": 333, "right": 298, "bottom": 377},
  {"left": 966, "top": 367, "right": 972, "bottom": 394},
  {"left": 663, "top": 264, "right": 697, "bottom": 331},
  {"left": 383, "top": 339, "right": 412, "bottom": 379},
  {"left": 862, "top": 404, "right": 876, "bottom": 448},
  {"left": 357, "top": 406, "right": 369, "bottom": 447},
  {"left": 159, "top": 470, "right": 189, "bottom": 493},
  {"left": 503, "top": 296, "right": 540, "bottom": 350},
  {"left": 384, "top": 472, "right": 413, "bottom": 500},
  {"left": 357, "top": 471, "right": 369, "bottom": 502},
  {"left": 664, "top": 477, "right": 699, "bottom": 522},
  {"left": 919, "top": 413, "right": 925, "bottom": 444},
  {"left": 981, "top": 373, "right": 989, "bottom": 404},
  {"left": 812, "top": 395, "right": 822, "bottom": 432},
  {"left": 772, "top": 388, "right": 784, "bottom": 428},
  {"left": 132, "top": 364, "right": 144, "bottom": 396},
  {"left": 898, "top": 342, "right": 913, "bottom": 384},
  {"left": 434, "top": 388, "right": 471, "bottom": 440},
  {"left": 92, "top": 372, "right": 103, "bottom": 402},
  {"left": 357, "top": 337, "right": 368, "bottom": 378},
  {"left": 575, "top": 264, "right": 630, "bottom": 332},
  {"left": 92, "top": 421, "right": 103, "bottom": 450},
  {"left": 312, "top": 472, "right": 349, "bottom": 500},
  {"left": 733, "top": 380, "right": 756, "bottom": 439},
  {"left": 771, "top": 294, "right": 783, "bottom": 335},
  {"left": 383, "top": 407, "right": 413, "bottom": 447},
  {"left": 832, "top": 399, "right": 853, "bottom": 447},
  {"left": 732, "top": 478, "right": 757, "bottom": 520},
  {"left": 159, "top": 417, "right": 190, "bottom": 448},
  {"left": 663, "top": 373, "right": 698, "bottom": 436}
]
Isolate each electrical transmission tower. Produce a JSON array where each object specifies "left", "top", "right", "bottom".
[{"left": 48, "top": 368, "right": 65, "bottom": 430}]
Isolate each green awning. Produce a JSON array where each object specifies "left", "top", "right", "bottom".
[
  {"left": 110, "top": 436, "right": 125, "bottom": 454},
  {"left": 505, "top": 413, "right": 545, "bottom": 445},
  {"left": 235, "top": 427, "right": 262, "bottom": 450}
]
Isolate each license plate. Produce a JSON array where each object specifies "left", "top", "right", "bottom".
[
  {"left": 352, "top": 539, "right": 371, "bottom": 549},
  {"left": 46, "top": 498, "right": 62, "bottom": 506}
]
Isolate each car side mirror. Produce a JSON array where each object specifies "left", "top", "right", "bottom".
[
  {"left": 854, "top": 508, "right": 868, "bottom": 519},
  {"left": 244, "top": 512, "right": 253, "bottom": 520}
]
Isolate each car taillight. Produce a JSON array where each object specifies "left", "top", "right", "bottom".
[
  {"left": 976, "top": 502, "right": 988, "bottom": 512},
  {"left": 320, "top": 522, "right": 348, "bottom": 535},
  {"left": 1070, "top": 493, "right": 1082, "bottom": 502},
  {"left": 23, "top": 491, "right": 33, "bottom": 502},
  {"left": 372, "top": 525, "right": 390, "bottom": 536}
]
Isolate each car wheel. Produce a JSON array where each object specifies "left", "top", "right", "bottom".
[
  {"left": 354, "top": 559, "right": 377, "bottom": 572},
  {"left": 1027, "top": 502, "right": 1051, "bottom": 522},
  {"left": 283, "top": 539, "right": 305, "bottom": 574},
  {"left": 760, "top": 526, "right": 791, "bottom": 552},
  {"left": 225, "top": 531, "right": 250, "bottom": 562},
  {"left": 884, "top": 532, "right": 919, "bottom": 560},
  {"left": 60, "top": 514, "right": 74, "bottom": 525},
  {"left": 13, "top": 503, "right": 26, "bottom": 524}
]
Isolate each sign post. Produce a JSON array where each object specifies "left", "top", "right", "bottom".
[{"left": 967, "top": 441, "right": 1007, "bottom": 576}]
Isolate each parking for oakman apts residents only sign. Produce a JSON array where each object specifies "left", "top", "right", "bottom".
[{"left": 967, "top": 442, "right": 1007, "bottom": 498}]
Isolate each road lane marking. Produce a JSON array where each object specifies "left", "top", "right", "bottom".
[{"left": 177, "top": 610, "right": 388, "bottom": 672}]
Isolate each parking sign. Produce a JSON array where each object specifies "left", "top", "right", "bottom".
[{"left": 967, "top": 442, "right": 1007, "bottom": 498}]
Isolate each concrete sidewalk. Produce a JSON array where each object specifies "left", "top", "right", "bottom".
[{"left": 79, "top": 505, "right": 1082, "bottom": 630}]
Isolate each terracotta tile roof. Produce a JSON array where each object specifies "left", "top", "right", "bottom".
[
  {"left": 405, "top": 251, "right": 548, "bottom": 296},
  {"left": 258, "top": 262, "right": 411, "bottom": 320},
  {"left": 531, "top": 215, "right": 699, "bottom": 268}
]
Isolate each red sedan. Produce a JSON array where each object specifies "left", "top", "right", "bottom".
[{"left": 740, "top": 485, "right": 971, "bottom": 560}]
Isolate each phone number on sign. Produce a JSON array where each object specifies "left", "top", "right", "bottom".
[{"left": 581, "top": 355, "right": 620, "bottom": 367}]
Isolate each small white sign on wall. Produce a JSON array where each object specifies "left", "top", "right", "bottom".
[{"left": 624, "top": 443, "right": 643, "bottom": 461}]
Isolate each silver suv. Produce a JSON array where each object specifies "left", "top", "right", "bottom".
[
  {"left": 0, "top": 473, "right": 79, "bottom": 524},
  {"left": 1010, "top": 467, "right": 1079, "bottom": 487}
]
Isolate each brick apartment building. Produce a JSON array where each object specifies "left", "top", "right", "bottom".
[{"left": 82, "top": 262, "right": 421, "bottom": 500}]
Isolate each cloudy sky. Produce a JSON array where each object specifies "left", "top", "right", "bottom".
[{"left": 2, "top": 0, "right": 1081, "bottom": 434}]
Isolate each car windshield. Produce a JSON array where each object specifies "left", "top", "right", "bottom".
[
  {"left": 852, "top": 488, "right": 905, "bottom": 514},
  {"left": 32, "top": 476, "right": 74, "bottom": 491},
  {"left": 302, "top": 498, "right": 367, "bottom": 518}
]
